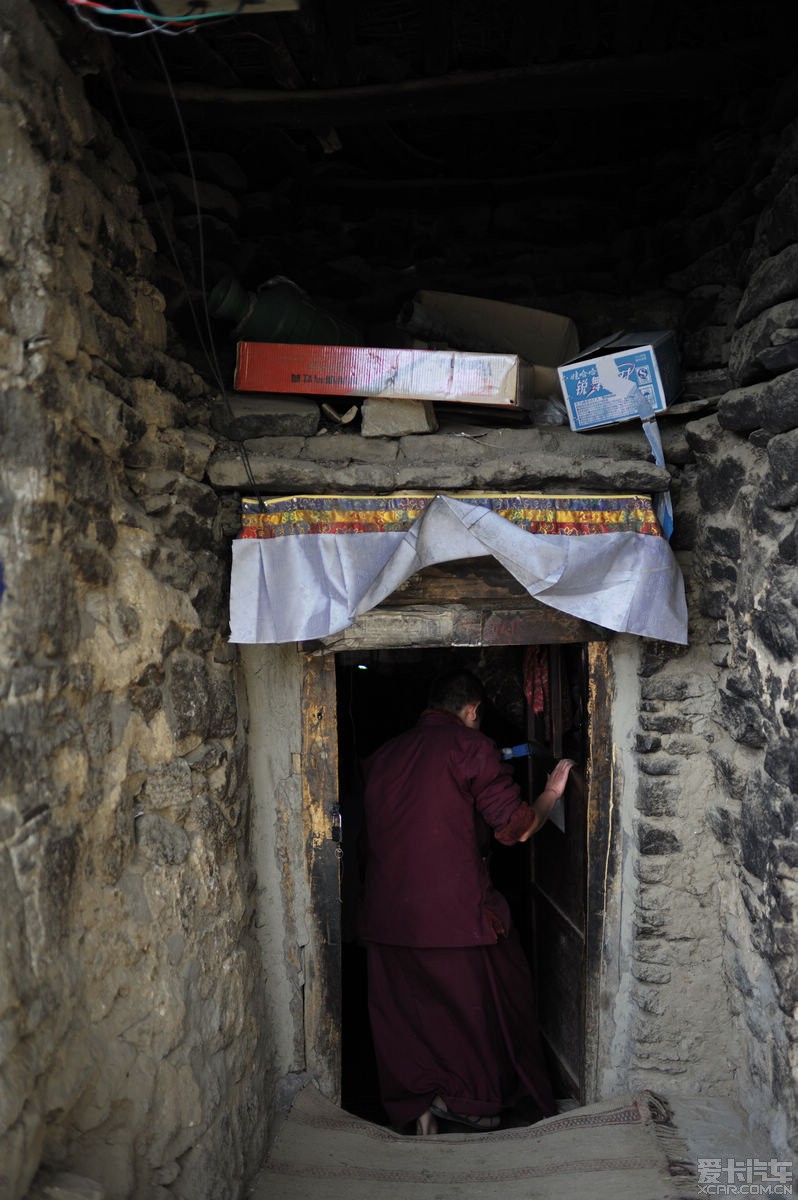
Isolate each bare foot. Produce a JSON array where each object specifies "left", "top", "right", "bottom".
[
  {"left": 415, "top": 1108, "right": 439, "bottom": 1136},
  {"left": 429, "top": 1096, "right": 500, "bottom": 1131}
]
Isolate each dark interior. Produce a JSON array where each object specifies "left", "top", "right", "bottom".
[{"left": 335, "top": 643, "right": 588, "bottom": 1126}]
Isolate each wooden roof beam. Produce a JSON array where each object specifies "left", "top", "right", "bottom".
[{"left": 120, "top": 38, "right": 786, "bottom": 127}]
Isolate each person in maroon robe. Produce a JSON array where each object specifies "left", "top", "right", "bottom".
[{"left": 358, "top": 668, "right": 574, "bottom": 1136}]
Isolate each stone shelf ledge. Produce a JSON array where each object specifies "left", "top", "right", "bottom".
[{"left": 207, "top": 417, "right": 676, "bottom": 493}]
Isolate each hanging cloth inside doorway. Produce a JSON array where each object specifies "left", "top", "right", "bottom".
[
  {"left": 229, "top": 491, "right": 688, "bottom": 645},
  {"left": 523, "top": 644, "right": 549, "bottom": 722}
]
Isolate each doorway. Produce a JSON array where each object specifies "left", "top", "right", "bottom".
[{"left": 334, "top": 642, "right": 590, "bottom": 1124}]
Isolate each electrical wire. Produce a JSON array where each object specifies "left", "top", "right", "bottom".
[
  {"left": 83, "top": 0, "right": 269, "bottom": 499},
  {"left": 69, "top": 3, "right": 184, "bottom": 35},
  {"left": 64, "top": 0, "right": 246, "bottom": 37},
  {"left": 149, "top": 35, "right": 225, "bottom": 376},
  {"left": 104, "top": 81, "right": 208, "bottom": 356},
  {"left": 65, "top": 0, "right": 242, "bottom": 23},
  {"left": 117, "top": 32, "right": 265, "bottom": 499}
]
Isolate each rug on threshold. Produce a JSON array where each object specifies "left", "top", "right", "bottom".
[{"left": 252, "top": 1082, "right": 701, "bottom": 1200}]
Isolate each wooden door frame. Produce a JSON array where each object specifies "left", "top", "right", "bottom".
[
  {"left": 300, "top": 651, "right": 342, "bottom": 1102},
  {"left": 583, "top": 640, "right": 615, "bottom": 1102},
  {"left": 298, "top": 561, "right": 616, "bottom": 1105}
]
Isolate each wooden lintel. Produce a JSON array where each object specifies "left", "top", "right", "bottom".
[
  {"left": 387, "top": 558, "right": 537, "bottom": 605},
  {"left": 303, "top": 602, "right": 607, "bottom": 652},
  {"left": 306, "top": 605, "right": 481, "bottom": 652},
  {"left": 480, "top": 607, "right": 607, "bottom": 645},
  {"left": 120, "top": 38, "right": 784, "bottom": 128},
  {"left": 299, "top": 560, "right": 610, "bottom": 650}
]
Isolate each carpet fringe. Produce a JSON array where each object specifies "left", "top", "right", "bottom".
[{"left": 638, "top": 1091, "right": 704, "bottom": 1199}]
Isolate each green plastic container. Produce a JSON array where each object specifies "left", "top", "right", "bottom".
[{"left": 208, "top": 276, "right": 360, "bottom": 346}]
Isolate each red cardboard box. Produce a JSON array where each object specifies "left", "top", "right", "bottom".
[{"left": 234, "top": 342, "right": 528, "bottom": 408}]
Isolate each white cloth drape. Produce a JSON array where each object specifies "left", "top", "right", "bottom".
[{"left": 229, "top": 494, "right": 687, "bottom": 645}]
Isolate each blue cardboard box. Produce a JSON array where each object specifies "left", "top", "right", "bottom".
[{"left": 557, "top": 331, "right": 681, "bottom": 432}]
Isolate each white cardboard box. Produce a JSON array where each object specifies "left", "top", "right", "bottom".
[
  {"left": 398, "top": 291, "right": 579, "bottom": 397},
  {"left": 557, "top": 331, "right": 681, "bottom": 432}
]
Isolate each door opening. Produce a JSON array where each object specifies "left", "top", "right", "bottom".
[{"left": 334, "top": 642, "right": 589, "bottom": 1124}]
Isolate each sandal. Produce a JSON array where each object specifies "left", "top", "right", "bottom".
[{"left": 429, "top": 1099, "right": 501, "bottom": 1131}]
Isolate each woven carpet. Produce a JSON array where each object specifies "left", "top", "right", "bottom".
[{"left": 251, "top": 1083, "right": 701, "bottom": 1199}]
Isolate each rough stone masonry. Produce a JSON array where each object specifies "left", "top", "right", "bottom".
[
  {"left": 0, "top": 6, "right": 270, "bottom": 1199},
  {"left": 1, "top": 3, "right": 797, "bottom": 1199}
]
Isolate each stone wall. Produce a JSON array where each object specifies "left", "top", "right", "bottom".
[
  {"left": 596, "top": 117, "right": 798, "bottom": 1155},
  {"left": 687, "top": 122, "right": 798, "bottom": 1152},
  {"left": 0, "top": 6, "right": 271, "bottom": 1198}
]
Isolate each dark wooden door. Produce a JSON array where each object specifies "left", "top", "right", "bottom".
[{"left": 526, "top": 644, "right": 588, "bottom": 1102}]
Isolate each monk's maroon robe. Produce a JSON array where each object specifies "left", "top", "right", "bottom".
[{"left": 359, "top": 709, "right": 554, "bottom": 1126}]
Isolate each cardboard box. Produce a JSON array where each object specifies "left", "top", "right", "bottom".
[
  {"left": 398, "top": 291, "right": 580, "bottom": 365},
  {"left": 557, "top": 331, "right": 681, "bottom": 432},
  {"left": 398, "top": 291, "right": 579, "bottom": 398},
  {"left": 235, "top": 342, "right": 529, "bottom": 408}
]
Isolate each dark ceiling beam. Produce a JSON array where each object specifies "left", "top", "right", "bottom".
[
  {"left": 301, "top": 163, "right": 641, "bottom": 204},
  {"left": 122, "top": 37, "right": 787, "bottom": 127}
]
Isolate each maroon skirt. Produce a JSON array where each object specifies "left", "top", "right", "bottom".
[{"left": 366, "top": 932, "right": 555, "bottom": 1126}]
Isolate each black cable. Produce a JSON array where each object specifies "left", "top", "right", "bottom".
[
  {"left": 105, "top": 72, "right": 215, "bottom": 368},
  {"left": 149, "top": 32, "right": 265, "bottom": 502}
]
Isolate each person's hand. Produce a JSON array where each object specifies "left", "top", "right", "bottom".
[
  {"left": 518, "top": 759, "right": 577, "bottom": 841},
  {"left": 545, "top": 758, "right": 575, "bottom": 801}
]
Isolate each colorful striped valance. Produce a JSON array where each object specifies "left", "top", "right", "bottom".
[{"left": 239, "top": 493, "right": 663, "bottom": 540}]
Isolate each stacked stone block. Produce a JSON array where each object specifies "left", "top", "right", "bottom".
[
  {"left": 691, "top": 149, "right": 798, "bottom": 1150},
  {"left": 615, "top": 116, "right": 798, "bottom": 1154},
  {"left": 0, "top": 7, "right": 269, "bottom": 1199}
]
